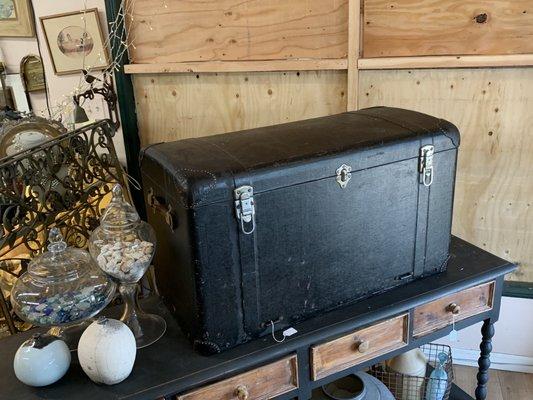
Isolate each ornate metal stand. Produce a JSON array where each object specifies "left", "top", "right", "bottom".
[
  {"left": 0, "top": 120, "right": 128, "bottom": 334},
  {"left": 475, "top": 319, "right": 495, "bottom": 400}
]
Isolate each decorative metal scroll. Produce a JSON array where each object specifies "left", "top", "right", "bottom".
[{"left": 0, "top": 120, "right": 128, "bottom": 334}]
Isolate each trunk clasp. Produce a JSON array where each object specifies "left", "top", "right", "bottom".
[
  {"left": 234, "top": 185, "right": 256, "bottom": 235},
  {"left": 419, "top": 145, "right": 435, "bottom": 187}
]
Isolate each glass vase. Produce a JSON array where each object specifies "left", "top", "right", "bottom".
[{"left": 88, "top": 184, "right": 166, "bottom": 348}]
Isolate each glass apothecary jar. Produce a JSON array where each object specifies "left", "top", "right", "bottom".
[
  {"left": 88, "top": 184, "right": 166, "bottom": 348},
  {"left": 88, "top": 184, "right": 155, "bottom": 284},
  {"left": 11, "top": 228, "right": 116, "bottom": 349}
]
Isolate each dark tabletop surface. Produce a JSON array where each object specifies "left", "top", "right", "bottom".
[{"left": 0, "top": 236, "right": 515, "bottom": 400}]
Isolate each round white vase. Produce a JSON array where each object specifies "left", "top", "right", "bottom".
[
  {"left": 78, "top": 317, "right": 136, "bottom": 385},
  {"left": 13, "top": 333, "right": 71, "bottom": 387}
]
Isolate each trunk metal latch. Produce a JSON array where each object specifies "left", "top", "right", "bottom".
[
  {"left": 336, "top": 164, "right": 352, "bottom": 189},
  {"left": 419, "top": 145, "right": 435, "bottom": 187},
  {"left": 234, "top": 185, "right": 256, "bottom": 235}
]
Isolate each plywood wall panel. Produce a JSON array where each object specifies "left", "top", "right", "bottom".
[
  {"left": 359, "top": 68, "right": 533, "bottom": 281},
  {"left": 363, "top": 0, "right": 533, "bottom": 58},
  {"left": 133, "top": 70, "right": 347, "bottom": 146},
  {"left": 127, "top": 0, "right": 349, "bottom": 64}
]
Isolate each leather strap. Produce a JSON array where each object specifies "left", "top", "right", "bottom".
[{"left": 237, "top": 194, "right": 261, "bottom": 334}]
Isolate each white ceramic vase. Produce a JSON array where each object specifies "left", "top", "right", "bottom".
[
  {"left": 78, "top": 317, "right": 137, "bottom": 385},
  {"left": 13, "top": 334, "right": 71, "bottom": 387}
]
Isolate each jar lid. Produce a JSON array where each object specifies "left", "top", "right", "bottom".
[
  {"left": 100, "top": 184, "right": 139, "bottom": 230},
  {"left": 28, "top": 228, "right": 92, "bottom": 283}
]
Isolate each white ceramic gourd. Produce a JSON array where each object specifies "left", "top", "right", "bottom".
[
  {"left": 78, "top": 317, "right": 136, "bottom": 385},
  {"left": 13, "top": 334, "right": 71, "bottom": 387}
]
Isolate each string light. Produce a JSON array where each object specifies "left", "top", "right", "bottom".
[{"left": 45, "top": 0, "right": 138, "bottom": 121}]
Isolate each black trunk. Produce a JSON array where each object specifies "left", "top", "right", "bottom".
[{"left": 140, "top": 107, "right": 460, "bottom": 353}]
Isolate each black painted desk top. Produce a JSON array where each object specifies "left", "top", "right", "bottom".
[{"left": 0, "top": 237, "right": 515, "bottom": 400}]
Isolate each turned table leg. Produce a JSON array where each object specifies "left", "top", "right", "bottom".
[{"left": 475, "top": 319, "right": 495, "bottom": 400}]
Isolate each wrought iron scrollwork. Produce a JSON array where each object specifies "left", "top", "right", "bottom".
[{"left": 0, "top": 120, "right": 128, "bottom": 334}]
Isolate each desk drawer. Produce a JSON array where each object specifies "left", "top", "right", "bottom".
[
  {"left": 310, "top": 314, "right": 409, "bottom": 380},
  {"left": 177, "top": 355, "right": 298, "bottom": 400},
  {"left": 413, "top": 281, "right": 495, "bottom": 338}
]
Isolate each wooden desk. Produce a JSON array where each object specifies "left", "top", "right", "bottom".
[{"left": 0, "top": 237, "right": 516, "bottom": 400}]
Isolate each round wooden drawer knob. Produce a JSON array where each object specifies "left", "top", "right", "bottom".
[
  {"left": 447, "top": 303, "right": 461, "bottom": 315},
  {"left": 356, "top": 340, "right": 370, "bottom": 353},
  {"left": 234, "top": 385, "right": 249, "bottom": 400}
]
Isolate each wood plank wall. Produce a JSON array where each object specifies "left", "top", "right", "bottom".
[
  {"left": 127, "top": 0, "right": 352, "bottom": 145},
  {"left": 359, "top": 68, "right": 533, "bottom": 282},
  {"left": 133, "top": 71, "right": 347, "bottom": 146},
  {"left": 126, "top": 0, "right": 532, "bottom": 282},
  {"left": 128, "top": 0, "right": 349, "bottom": 63},
  {"left": 363, "top": 0, "right": 533, "bottom": 57}
]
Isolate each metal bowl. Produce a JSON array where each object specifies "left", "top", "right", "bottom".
[{"left": 321, "top": 372, "right": 394, "bottom": 400}]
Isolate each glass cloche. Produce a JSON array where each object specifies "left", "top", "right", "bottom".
[
  {"left": 88, "top": 184, "right": 166, "bottom": 348},
  {"left": 11, "top": 228, "right": 116, "bottom": 348}
]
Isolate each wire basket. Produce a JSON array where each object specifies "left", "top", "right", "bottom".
[{"left": 369, "top": 344, "right": 454, "bottom": 400}]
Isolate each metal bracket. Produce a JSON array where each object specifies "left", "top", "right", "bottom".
[
  {"left": 234, "top": 185, "right": 256, "bottom": 235},
  {"left": 419, "top": 145, "right": 435, "bottom": 187},
  {"left": 336, "top": 164, "right": 352, "bottom": 189}
]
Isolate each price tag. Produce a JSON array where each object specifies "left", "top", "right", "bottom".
[
  {"left": 448, "top": 314, "right": 458, "bottom": 342},
  {"left": 270, "top": 321, "right": 298, "bottom": 343},
  {"left": 283, "top": 327, "right": 298, "bottom": 337},
  {"left": 448, "top": 329, "right": 458, "bottom": 342}
]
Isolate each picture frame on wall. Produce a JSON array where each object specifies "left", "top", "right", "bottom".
[
  {"left": 0, "top": 86, "right": 15, "bottom": 109},
  {"left": 4, "top": 74, "right": 30, "bottom": 112},
  {"left": 40, "top": 8, "right": 110, "bottom": 76},
  {"left": 20, "top": 55, "right": 45, "bottom": 92},
  {"left": 0, "top": 0, "right": 35, "bottom": 37}
]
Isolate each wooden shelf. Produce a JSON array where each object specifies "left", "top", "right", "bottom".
[
  {"left": 358, "top": 54, "right": 533, "bottom": 70},
  {"left": 126, "top": 54, "right": 533, "bottom": 74},
  {"left": 124, "top": 59, "right": 348, "bottom": 74}
]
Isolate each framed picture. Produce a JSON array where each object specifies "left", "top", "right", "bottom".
[
  {"left": 40, "top": 8, "right": 109, "bottom": 76},
  {"left": 5, "top": 74, "right": 30, "bottom": 112},
  {"left": 20, "top": 55, "right": 45, "bottom": 92},
  {"left": 0, "top": 0, "right": 35, "bottom": 37},
  {"left": 0, "top": 86, "right": 15, "bottom": 109}
]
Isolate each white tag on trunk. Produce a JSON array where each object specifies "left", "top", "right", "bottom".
[
  {"left": 283, "top": 327, "right": 298, "bottom": 337},
  {"left": 271, "top": 321, "right": 298, "bottom": 343}
]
